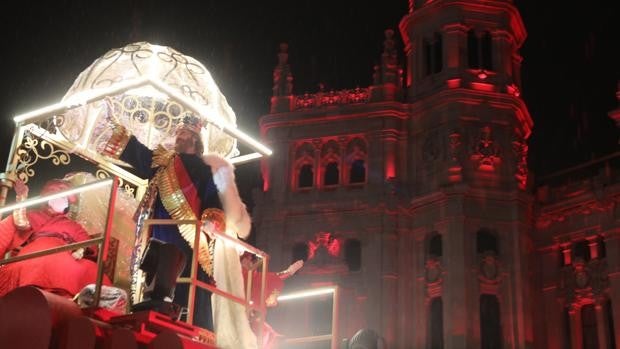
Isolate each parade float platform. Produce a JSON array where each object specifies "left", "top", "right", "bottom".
[{"left": 0, "top": 286, "right": 217, "bottom": 349}]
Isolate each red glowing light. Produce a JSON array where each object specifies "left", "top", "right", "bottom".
[
  {"left": 385, "top": 157, "right": 396, "bottom": 179},
  {"left": 446, "top": 78, "right": 461, "bottom": 88},
  {"left": 470, "top": 82, "right": 495, "bottom": 92},
  {"left": 307, "top": 232, "right": 341, "bottom": 260},
  {"left": 507, "top": 84, "right": 521, "bottom": 97}
]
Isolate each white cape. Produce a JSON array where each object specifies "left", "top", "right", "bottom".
[{"left": 204, "top": 154, "right": 257, "bottom": 349}]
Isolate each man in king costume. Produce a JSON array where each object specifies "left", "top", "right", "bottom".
[{"left": 103, "top": 115, "right": 251, "bottom": 332}]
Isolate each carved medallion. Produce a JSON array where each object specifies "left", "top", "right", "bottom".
[{"left": 425, "top": 258, "right": 442, "bottom": 283}]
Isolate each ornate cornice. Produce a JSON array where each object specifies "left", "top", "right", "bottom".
[{"left": 536, "top": 196, "right": 619, "bottom": 229}]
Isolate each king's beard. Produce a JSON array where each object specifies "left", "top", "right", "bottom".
[{"left": 175, "top": 138, "right": 195, "bottom": 154}]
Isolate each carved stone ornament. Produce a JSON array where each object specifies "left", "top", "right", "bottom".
[
  {"left": 470, "top": 126, "right": 500, "bottom": 171},
  {"left": 479, "top": 254, "right": 499, "bottom": 282},
  {"left": 559, "top": 258, "right": 609, "bottom": 304},
  {"left": 512, "top": 136, "right": 528, "bottom": 189},
  {"left": 448, "top": 130, "right": 461, "bottom": 162},
  {"left": 425, "top": 258, "right": 442, "bottom": 284},
  {"left": 575, "top": 267, "right": 590, "bottom": 289},
  {"left": 536, "top": 198, "right": 617, "bottom": 229},
  {"left": 293, "top": 88, "right": 370, "bottom": 110},
  {"left": 303, "top": 232, "right": 348, "bottom": 275}
]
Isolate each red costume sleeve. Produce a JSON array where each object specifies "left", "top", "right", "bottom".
[
  {"left": 27, "top": 211, "right": 99, "bottom": 257},
  {"left": 0, "top": 216, "right": 17, "bottom": 256},
  {"left": 251, "top": 271, "right": 284, "bottom": 307}
]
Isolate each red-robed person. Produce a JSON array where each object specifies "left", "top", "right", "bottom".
[
  {"left": 241, "top": 252, "right": 304, "bottom": 349},
  {"left": 0, "top": 179, "right": 110, "bottom": 298}
]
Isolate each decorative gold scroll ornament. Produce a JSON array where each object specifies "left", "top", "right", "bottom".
[{"left": 15, "top": 134, "right": 71, "bottom": 183}]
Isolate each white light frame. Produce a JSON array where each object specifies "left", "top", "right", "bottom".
[
  {"left": 0, "top": 178, "right": 113, "bottom": 215},
  {"left": 13, "top": 76, "right": 272, "bottom": 160},
  {"left": 276, "top": 285, "right": 340, "bottom": 349},
  {"left": 277, "top": 286, "right": 336, "bottom": 301}
]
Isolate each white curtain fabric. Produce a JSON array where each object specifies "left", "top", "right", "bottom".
[
  {"left": 212, "top": 237, "right": 257, "bottom": 349},
  {"left": 205, "top": 154, "right": 257, "bottom": 349}
]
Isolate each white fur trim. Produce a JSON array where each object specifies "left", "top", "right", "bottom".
[{"left": 203, "top": 154, "right": 251, "bottom": 239}]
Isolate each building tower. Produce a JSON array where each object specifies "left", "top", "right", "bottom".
[
  {"left": 253, "top": 1, "right": 535, "bottom": 348},
  {"left": 398, "top": 1, "right": 533, "bottom": 348}
]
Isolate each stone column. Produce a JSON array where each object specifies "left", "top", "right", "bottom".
[
  {"left": 313, "top": 139, "right": 322, "bottom": 188},
  {"left": 381, "top": 216, "right": 399, "bottom": 346},
  {"left": 492, "top": 30, "right": 512, "bottom": 86},
  {"left": 542, "top": 288, "right": 563, "bottom": 347},
  {"left": 382, "top": 130, "right": 398, "bottom": 181},
  {"left": 569, "top": 305, "right": 583, "bottom": 349},
  {"left": 562, "top": 244, "right": 573, "bottom": 266},
  {"left": 604, "top": 233, "right": 620, "bottom": 347},
  {"left": 442, "top": 23, "right": 467, "bottom": 71},
  {"left": 588, "top": 237, "right": 600, "bottom": 260},
  {"left": 271, "top": 135, "right": 290, "bottom": 202},
  {"left": 443, "top": 213, "right": 468, "bottom": 349},
  {"left": 338, "top": 137, "right": 347, "bottom": 185},
  {"left": 595, "top": 298, "right": 609, "bottom": 349}
]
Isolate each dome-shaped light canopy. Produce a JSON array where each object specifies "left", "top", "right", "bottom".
[{"left": 59, "top": 42, "right": 238, "bottom": 159}]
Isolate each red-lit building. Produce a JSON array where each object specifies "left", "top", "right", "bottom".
[{"left": 253, "top": 1, "right": 620, "bottom": 348}]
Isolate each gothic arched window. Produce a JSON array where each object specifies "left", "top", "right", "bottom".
[
  {"left": 468, "top": 30, "right": 493, "bottom": 71},
  {"left": 563, "top": 307, "right": 571, "bottom": 349},
  {"left": 433, "top": 32, "right": 443, "bottom": 74},
  {"left": 293, "top": 142, "right": 316, "bottom": 190},
  {"left": 427, "top": 233, "right": 442, "bottom": 258},
  {"left": 481, "top": 31, "right": 493, "bottom": 71},
  {"left": 298, "top": 164, "right": 314, "bottom": 188},
  {"left": 321, "top": 140, "right": 341, "bottom": 187},
  {"left": 476, "top": 229, "right": 499, "bottom": 256},
  {"left": 480, "top": 294, "right": 502, "bottom": 349},
  {"left": 424, "top": 32, "right": 443, "bottom": 76},
  {"left": 344, "top": 238, "right": 362, "bottom": 272},
  {"left": 350, "top": 159, "right": 366, "bottom": 183},
  {"left": 574, "top": 240, "right": 591, "bottom": 262},
  {"left": 468, "top": 30, "right": 479, "bottom": 69},
  {"left": 424, "top": 38, "right": 433, "bottom": 76},
  {"left": 292, "top": 242, "right": 309, "bottom": 262},
  {"left": 429, "top": 297, "right": 444, "bottom": 349},
  {"left": 582, "top": 304, "right": 599, "bottom": 349},
  {"left": 346, "top": 138, "right": 367, "bottom": 185},
  {"left": 606, "top": 300, "right": 616, "bottom": 349},
  {"left": 324, "top": 162, "right": 339, "bottom": 186}
]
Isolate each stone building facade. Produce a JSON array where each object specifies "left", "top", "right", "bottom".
[{"left": 252, "top": 1, "right": 620, "bottom": 348}]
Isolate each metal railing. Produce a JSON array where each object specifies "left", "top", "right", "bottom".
[
  {"left": 0, "top": 177, "right": 272, "bottom": 347},
  {"left": 140, "top": 218, "right": 270, "bottom": 345},
  {"left": 277, "top": 286, "right": 340, "bottom": 349},
  {"left": 0, "top": 177, "right": 118, "bottom": 307}
]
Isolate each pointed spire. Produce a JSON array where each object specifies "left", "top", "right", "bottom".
[
  {"left": 273, "top": 43, "right": 293, "bottom": 97},
  {"left": 373, "top": 29, "right": 401, "bottom": 86},
  {"left": 370, "top": 29, "right": 403, "bottom": 102}
]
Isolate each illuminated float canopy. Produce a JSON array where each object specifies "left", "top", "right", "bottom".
[
  {"left": 3, "top": 42, "right": 275, "bottom": 320},
  {"left": 14, "top": 42, "right": 271, "bottom": 167}
]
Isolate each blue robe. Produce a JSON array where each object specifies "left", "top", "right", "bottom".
[{"left": 120, "top": 136, "right": 221, "bottom": 330}]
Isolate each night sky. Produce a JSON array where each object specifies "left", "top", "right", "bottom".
[{"left": 0, "top": 1, "right": 618, "bottom": 200}]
